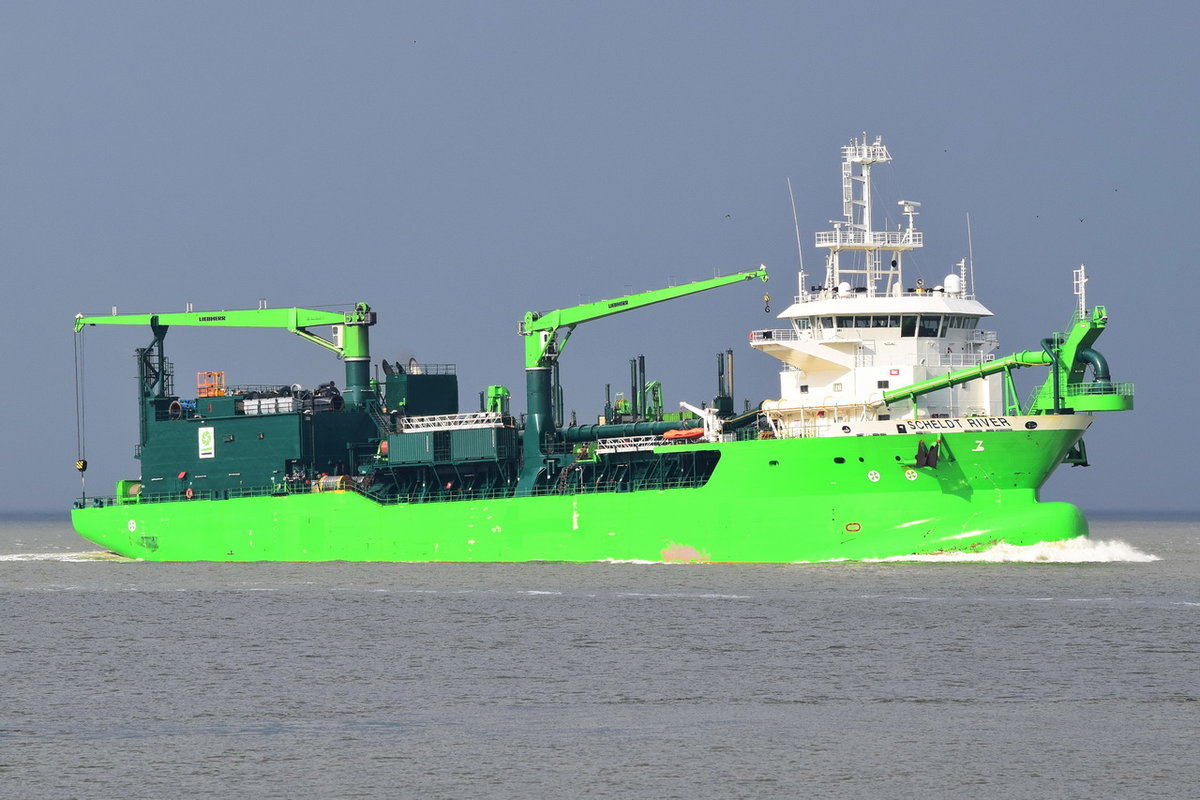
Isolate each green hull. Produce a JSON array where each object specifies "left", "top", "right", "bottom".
[{"left": 71, "top": 423, "right": 1089, "bottom": 562}]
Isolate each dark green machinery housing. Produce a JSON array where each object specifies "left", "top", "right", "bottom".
[{"left": 73, "top": 267, "right": 770, "bottom": 507}]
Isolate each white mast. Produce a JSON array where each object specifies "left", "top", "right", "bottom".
[
  {"left": 1074, "top": 264, "right": 1088, "bottom": 318},
  {"left": 787, "top": 178, "right": 808, "bottom": 300},
  {"left": 814, "top": 135, "right": 923, "bottom": 299}
]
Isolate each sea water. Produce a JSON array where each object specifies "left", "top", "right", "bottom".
[{"left": 1, "top": 514, "right": 1196, "bottom": 800}]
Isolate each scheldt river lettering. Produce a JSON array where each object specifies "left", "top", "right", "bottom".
[{"left": 901, "top": 417, "right": 1013, "bottom": 432}]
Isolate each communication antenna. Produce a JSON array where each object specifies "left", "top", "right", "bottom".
[
  {"left": 787, "top": 178, "right": 807, "bottom": 297},
  {"left": 965, "top": 212, "right": 976, "bottom": 297}
]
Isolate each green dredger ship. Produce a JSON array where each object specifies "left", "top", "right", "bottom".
[{"left": 70, "top": 136, "right": 1133, "bottom": 562}]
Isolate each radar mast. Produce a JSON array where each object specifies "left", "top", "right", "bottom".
[{"left": 814, "top": 135, "right": 923, "bottom": 298}]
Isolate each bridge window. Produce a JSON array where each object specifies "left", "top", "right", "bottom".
[
  {"left": 855, "top": 316, "right": 871, "bottom": 328},
  {"left": 900, "top": 315, "right": 918, "bottom": 337},
  {"left": 795, "top": 318, "right": 811, "bottom": 330},
  {"left": 918, "top": 315, "right": 941, "bottom": 337},
  {"left": 872, "top": 315, "right": 891, "bottom": 327},
  {"left": 836, "top": 316, "right": 854, "bottom": 328}
]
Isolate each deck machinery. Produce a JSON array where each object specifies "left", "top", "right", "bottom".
[{"left": 73, "top": 270, "right": 769, "bottom": 509}]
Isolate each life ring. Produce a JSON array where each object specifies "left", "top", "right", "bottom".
[{"left": 185, "top": 488, "right": 194, "bottom": 499}]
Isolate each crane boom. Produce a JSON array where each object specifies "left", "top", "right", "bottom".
[
  {"left": 73, "top": 303, "right": 376, "bottom": 359},
  {"left": 516, "top": 266, "right": 768, "bottom": 477},
  {"left": 519, "top": 266, "right": 768, "bottom": 368},
  {"left": 74, "top": 302, "right": 378, "bottom": 408}
]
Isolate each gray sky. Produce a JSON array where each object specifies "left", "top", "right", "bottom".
[{"left": 2, "top": 1, "right": 1194, "bottom": 513}]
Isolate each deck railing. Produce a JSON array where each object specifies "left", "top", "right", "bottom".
[{"left": 814, "top": 230, "right": 923, "bottom": 248}]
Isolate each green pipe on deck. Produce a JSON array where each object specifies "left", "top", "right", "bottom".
[{"left": 882, "top": 350, "right": 1052, "bottom": 406}]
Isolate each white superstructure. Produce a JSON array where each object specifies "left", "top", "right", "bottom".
[{"left": 750, "top": 135, "right": 1002, "bottom": 437}]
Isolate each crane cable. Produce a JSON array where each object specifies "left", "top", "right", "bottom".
[{"left": 73, "top": 329, "right": 88, "bottom": 491}]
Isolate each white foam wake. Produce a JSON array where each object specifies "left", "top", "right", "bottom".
[
  {"left": 0, "top": 540, "right": 1159, "bottom": 565},
  {"left": 869, "top": 537, "right": 1159, "bottom": 563},
  {"left": 0, "top": 551, "right": 129, "bottom": 563}
]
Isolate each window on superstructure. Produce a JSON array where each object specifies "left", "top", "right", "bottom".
[
  {"left": 918, "top": 315, "right": 941, "bottom": 338},
  {"left": 855, "top": 316, "right": 870, "bottom": 328},
  {"left": 964, "top": 317, "right": 979, "bottom": 329},
  {"left": 877, "top": 380, "right": 890, "bottom": 389},
  {"left": 820, "top": 317, "right": 834, "bottom": 330},
  {"left": 900, "top": 315, "right": 918, "bottom": 337},
  {"left": 795, "top": 318, "right": 811, "bottom": 330},
  {"left": 799, "top": 385, "right": 809, "bottom": 393},
  {"left": 872, "top": 315, "right": 890, "bottom": 328},
  {"left": 836, "top": 316, "right": 854, "bottom": 329}
]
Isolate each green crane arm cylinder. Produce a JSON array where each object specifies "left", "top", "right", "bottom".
[{"left": 338, "top": 303, "right": 375, "bottom": 408}]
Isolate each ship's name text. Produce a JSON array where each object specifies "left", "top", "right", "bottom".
[{"left": 902, "top": 417, "right": 1012, "bottom": 432}]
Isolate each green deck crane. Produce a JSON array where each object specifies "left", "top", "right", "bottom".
[
  {"left": 73, "top": 303, "right": 378, "bottom": 424},
  {"left": 517, "top": 266, "right": 769, "bottom": 459}
]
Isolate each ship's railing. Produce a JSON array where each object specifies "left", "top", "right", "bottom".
[
  {"left": 591, "top": 433, "right": 716, "bottom": 453},
  {"left": 753, "top": 328, "right": 996, "bottom": 347},
  {"left": 1066, "top": 381, "right": 1135, "bottom": 397},
  {"left": 855, "top": 352, "right": 996, "bottom": 369},
  {"left": 226, "top": 384, "right": 297, "bottom": 396},
  {"left": 790, "top": 288, "right": 977, "bottom": 303},
  {"left": 593, "top": 435, "right": 665, "bottom": 453},
  {"left": 396, "top": 411, "right": 508, "bottom": 432},
  {"left": 749, "top": 328, "right": 799, "bottom": 343},
  {"left": 815, "top": 230, "right": 923, "bottom": 248},
  {"left": 393, "top": 363, "right": 456, "bottom": 375},
  {"left": 1025, "top": 381, "right": 1136, "bottom": 408},
  {"left": 530, "top": 475, "right": 710, "bottom": 497}
]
